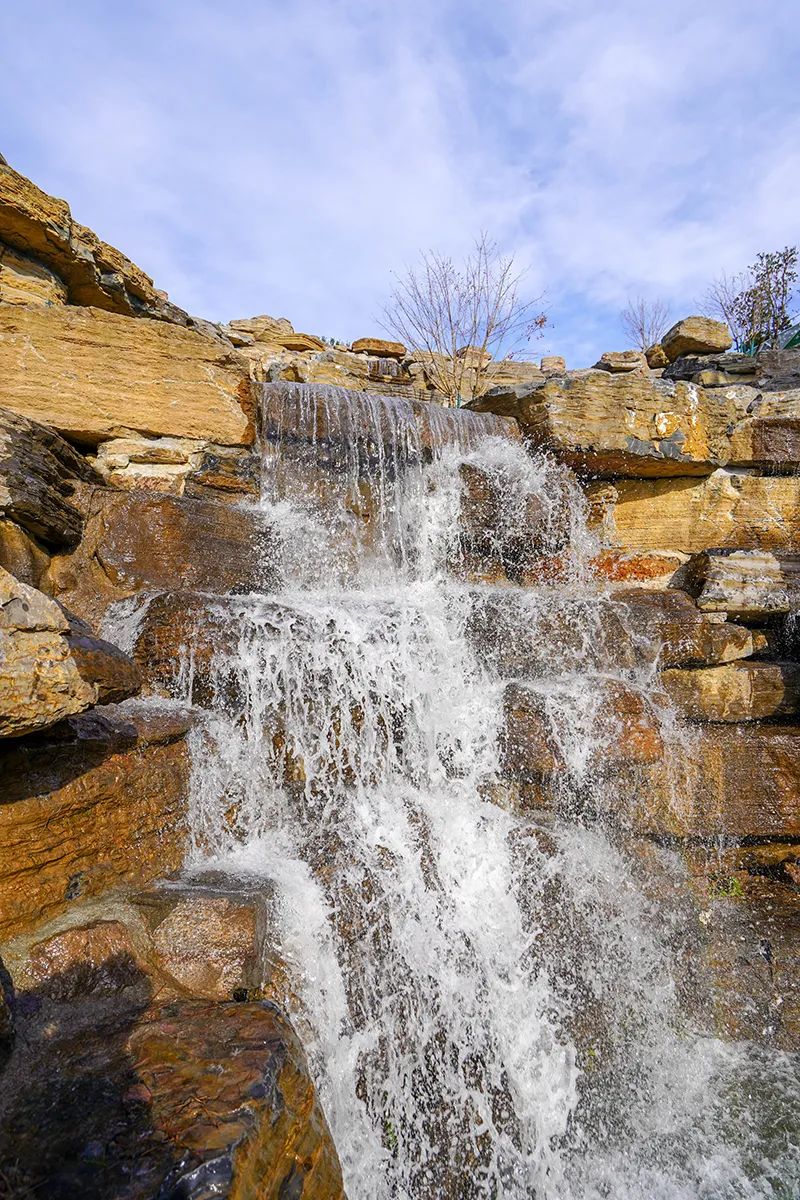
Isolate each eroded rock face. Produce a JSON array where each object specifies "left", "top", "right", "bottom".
[
  {"left": 663, "top": 347, "right": 800, "bottom": 392},
  {"left": 0, "top": 304, "right": 255, "bottom": 446},
  {"left": 0, "top": 242, "right": 67, "bottom": 306},
  {"left": 0, "top": 702, "right": 192, "bottom": 939},
  {"left": 469, "top": 371, "right": 739, "bottom": 477},
  {"left": 48, "top": 489, "right": 275, "bottom": 628},
  {"left": 661, "top": 316, "right": 732, "bottom": 361},
  {"left": 587, "top": 471, "right": 800, "bottom": 555}
]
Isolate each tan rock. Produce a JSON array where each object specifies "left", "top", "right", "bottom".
[
  {"left": 684, "top": 549, "right": 800, "bottom": 620},
  {"left": 661, "top": 661, "right": 800, "bottom": 722},
  {"left": 0, "top": 405, "right": 97, "bottom": 547},
  {"left": 0, "top": 305, "right": 255, "bottom": 446},
  {"left": 0, "top": 567, "right": 96, "bottom": 737},
  {"left": 0, "top": 163, "right": 171, "bottom": 318},
  {"left": 351, "top": 336, "right": 406, "bottom": 358},
  {"left": 593, "top": 350, "right": 648, "bottom": 373},
  {"left": 0, "top": 242, "right": 67, "bottom": 306},
  {"left": 47, "top": 489, "right": 275, "bottom": 628},
  {"left": 590, "top": 548, "right": 689, "bottom": 590},
  {"left": 456, "top": 344, "right": 492, "bottom": 368},
  {"left": 540, "top": 355, "right": 566, "bottom": 375},
  {"left": 226, "top": 313, "right": 295, "bottom": 343},
  {"left": 661, "top": 316, "right": 732, "bottom": 361},
  {"left": 139, "top": 890, "right": 266, "bottom": 1001},
  {"left": 16, "top": 920, "right": 146, "bottom": 1000},
  {"left": 587, "top": 471, "right": 800, "bottom": 555},
  {"left": 0, "top": 702, "right": 192, "bottom": 939},
  {"left": 645, "top": 343, "right": 668, "bottom": 368},
  {"left": 278, "top": 331, "right": 326, "bottom": 351},
  {"left": 470, "top": 371, "right": 738, "bottom": 477}
]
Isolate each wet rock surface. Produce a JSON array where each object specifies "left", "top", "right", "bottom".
[
  {"left": 0, "top": 702, "right": 192, "bottom": 939},
  {"left": 0, "top": 976, "right": 343, "bottom": 1199}
]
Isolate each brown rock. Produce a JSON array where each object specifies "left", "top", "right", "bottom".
[
  {"left": 684, "top": 549, "right": 800, "bottom": 620},
  {"left": 469, "top": 371, "right": 738, "bottom": 477},
  {"left": 0, "top": 518, "right": 50, "bottom": 587},
  {"left": 661, "top": 661, "right": 800, "bottom": 722},
  {"left": 587, "top": 471, "right": 800, "bottom": 555},
  {"left": 661, "top": 316, "right": 732, "bottom": 361},
  {"left": 664, "top": 348, "right": 800, "bottom": 392},
  {"left": 471, "top": 587, "right": 759, "bottom": 680},
  {"left": 0, "top": 987, "right": 343, "bottom": 1200},
  {"left": 136, "top": 886, "right": 270, "bottom": 1001},
  {"left": 645, "top": 343, "right": 668, "bottom": 368},
  {"left": 593, "top": 350, "right": 648, "bottom": 373},
  {"left": 728, "top": 413, "right": 800, "bottom": 468},
  {"left": 65, "top": 619, "right": 142, "bottom": 704},
  {"left": 351, "top": 336, "right": 406, "bottom": 358},
  {"left": 501, "top": 679, "right": 663, "bottom": 780},
  {"left": 456, "top": 344, "right": 492, "bottom": 368},
  {"left": 590, "top": 548, "right": 688, "bottom": 589},
  {"left": 0, "top": 163, "right": 172, "bottom": 319},
  {"left": 0, "top": 242, "right": 67, "bottom": 305},
  {"left": 627, "top": 723, "right": 800, "bottom": 840},
  {"left": 0, "top": 405, "right": 97, "bottom": 548},
  {"left": 17, "top": 920, "right": 146, "bottom": 1001},
  {"left": 540, "top": 355, "right": 566, "bottom": 375},
  {"left": 0, "top": 702, "right": 192, "bottom": 939},
  {"left": 0, "top": 304, "right": 255, "bottom": 446},
  {"left": 48, "top": 489, "right": 275, "bottom": 628}
]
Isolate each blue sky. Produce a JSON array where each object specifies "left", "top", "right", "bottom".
[{"left": 2, "top": 0, "right": 798, "bottom": 365}]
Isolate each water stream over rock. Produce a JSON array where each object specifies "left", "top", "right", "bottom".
[{"left": 178, "top": 384, "right": 798, "bottom": 1199}]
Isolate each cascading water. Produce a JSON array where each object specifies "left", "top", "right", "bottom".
[{"left": 180, "top": 383, "right": 799, "bottom": 1199}]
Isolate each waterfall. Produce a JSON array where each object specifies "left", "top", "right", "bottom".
[{"left": 182, "top": 383, "right": 799, "bottom": 1199}]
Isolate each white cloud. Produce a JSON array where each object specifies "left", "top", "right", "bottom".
[{"left": 1, "top": 0, "right": 797, "bottom": 362}]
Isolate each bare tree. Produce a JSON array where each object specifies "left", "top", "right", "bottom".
[
  {"left": 381, "top": 234, "right": 547, "bottom": 406},
  {"left": 703, "top": 247, "right": 798, "bottom": 351},
  {"left": 619, "top": 296, "right": 671, "bottom": 350}
]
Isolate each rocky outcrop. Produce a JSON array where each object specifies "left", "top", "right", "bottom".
[
  {"left": 468, "top": 370, "right": 740, "bottom": 477},
  {"left": 0, "top": 162, "right": 201, "bottom": 324},
  {"left": 0, "top": 702, "right": 192, "bottom": 939},
  {"left": 0, "top": 304, "right": 255, "bottom": 446}
]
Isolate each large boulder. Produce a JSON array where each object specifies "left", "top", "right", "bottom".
[
  {"left": 48, "top": 489, "right": 275, "bottom": 628},
  {"left": 0, "top": 568, "right": 139, "bottom": 737},
  {"left": 351, "top": 336, "right": 406, "bottom": 358},
  {"left": 0, "top": 304, "right": 255, "bottom": 447},
  {"left": 468, "top": 371, "right": 739, "bottom": 477},
  {"left": 0, "top": 701, "right": 192, "bottom": 938},
  {"left": 587, "top": 471, "right": 800, "bottom": 555},
  {"left": 663, "top": 348, "right": 800, "bottom": 392},
  {"left": 661, "top": 316, "right": 732, "bottom": 361}
]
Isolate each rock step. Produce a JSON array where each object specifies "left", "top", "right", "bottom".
[
  {"left": 0, "top": 701, "right": 193, "bottom": 940},
  {"left": 684, "top": 548, "right": 800, "bottom": 621}
]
